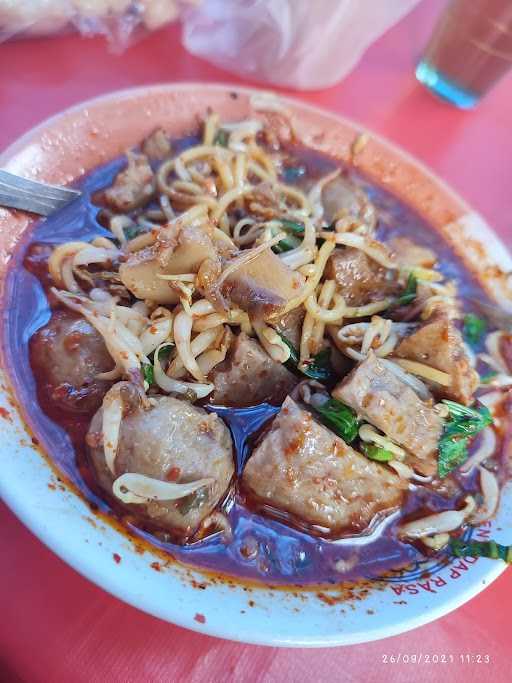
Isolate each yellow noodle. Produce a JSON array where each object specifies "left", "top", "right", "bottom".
[
  {"left": 203, "top": 112, "right": 219, "bottom": 146},
  {"left": 172, "top": 180, "right": 204, "bottom": 196},
  {"left": 319, "top": 231, "right": 397, "bottom": 269},
  {"left": 234, "top": 152, "right": 247, "bottom": 187},
  {"left": 304, "top": 292, "right": 346, "bottom": 323},
  {"left": 213, "top": 186, "right": 251, "bottom": 221},
  {"left": 278, "top": 239, "right": 336, "bottom": 317},
  {"left": 157, "top": 273, "right": 197, "bottom": 282},
  {"left": 126, "top": 232, "right": 156, "bottom": 253},
  {"left": 49, "top": 241, "right": 90, "bottom": 289},
  {"left": 253, "top": 319, "right": 290, "bottom": 363},
  {"left": 310, "top": 280, "right": 336, "bottom": 353},
  {"left": 247, "top": 143, "right": 277, "bottom": 178},
  {"left": 299, "top": 312, "right": 315, "bottom": 364},
  {"left": 343, "top": 298, "right": 394, "bottom": 318},
  {"left": 392, "top": 358, "right": 452, "bottom": 386},
  {"left": 214, "top": 156, "right": 235, "bottom": 191},
  {"left": 247, "top": 160, "right": 273, "bottom": 182}
]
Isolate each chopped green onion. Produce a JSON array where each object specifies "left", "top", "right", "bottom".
[
  {"left": 158, "top": 344, "right": 173, "bottom": 361},
  {"left": 213, "top": 129, "right": 228, "bottom": 147},
  {"left": 463, "top": 313, "right": 487, "bottom": 348},
  {"left": 279, "top": 334, "right": 299, "bottom": 370},
  {"left": 393, "top": 273, "right": 418, "bottom": 308},
  {"left": 437, "top": 400, "right": 493, "bottom": 477},
  {"left": 438, "top": 438, "right": 468, "bottom": 479},
  {"left": 301, "top": 348, "right": 334, "bottom": 383},
  {"left": 316, "top": 398, "right": 359, "bottom": 444},
  {"left": 480, "top": 370, "right": 498, "bottom": 384},
  {"left": 271, "top": 219, "right": 304, "bottom": 254},
  {"left": 142, "top": 363, "right": 154, "bottom": 386},
  {"left": 360, "top": 443, "right": 394, "bottom": 462},
  {"left": 279, "top": 219, "right": 304, "bottom": 235},
  {"left": 442, "top": 400, "right": 493, "bottom": 437},
  {"left": 124, "top": 224, "right": 146, "bottom": 241},
  {"left": 272, "top": 234, "right": 302, "bottom": 254},
  {"left": 450, "top": 538, "right": 512, "bottom": 563},
  {"left": 278, "top": 335, "right": 334, "bottom": 383}
]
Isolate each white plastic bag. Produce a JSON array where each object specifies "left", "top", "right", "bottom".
[
  {"left": 0, "top": 1, "right": 188, "bottom": 46},
  {"left": 182, "top": 0, "right": 422, "bottom": 90}
]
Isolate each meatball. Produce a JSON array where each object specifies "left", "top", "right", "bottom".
[
  {"left": 211, "top": 333, "right": 297, "bottom": 407},
  {"left": 30, "top": 310, "right": 113, "bottom": 414},
  {"left": 243, "top": 397, "right": 405, "bottom": 535},
  {"left": 87, "top": 396, "right": 234, "bottom": 537}
]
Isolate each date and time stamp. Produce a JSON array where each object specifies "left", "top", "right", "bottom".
[{"left": 381, "top": 653, "right": 491, "bottom": 665}]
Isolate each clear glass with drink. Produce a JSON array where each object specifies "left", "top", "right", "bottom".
[{"left": 416, "top": 0, "right": 512, "bottom": 108}]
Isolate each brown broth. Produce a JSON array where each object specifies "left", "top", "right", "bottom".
[{"left": 2, "top": 142, "right": 503, "bottom": 585}]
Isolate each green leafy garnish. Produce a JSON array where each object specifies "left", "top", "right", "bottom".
[
  {"left": 213, "top": 129, "right": 228, "bottom": 147},
  {"left": 480, "top": 370, "right": 498, "bottom": 384},
  {"left": 301, "top": 348, "right": 334, "bottom": 382},
  {"left": 316, "top": 398, "right": 359, "bottom": 444},
  {"left": 438, "top": 400, "right": 493, "bottom": 477},
  {"left": 450, "top": 538, "right": 512, "bottom": 563},
  {"left": 360, "top": 443, "right": 394, "bottom": 462},
  {"left": 278, "top": 334, "right": 334, "bottom": 383},
  {"left": 394, "top": 273, "right": 418, "bottom": 308},
  {"left": 463, "top": 313, "right": 487, "bottom": 347},
  {"left": 157, "top": 343, "right": 173, "bottom": 361},
  {"left": 271, "top": 219, "right": 304, "bottom": 254},
  {"left": 124, "top": 224, "right": 146, "bottom": 241},
  {"left": 280, "top": 334, "right": 299, "bottom": 370},
  {"left": 443, "top": 401, "right": 493, "bottom": 437},
  {"left": 279, "top": 219, "right": 304, "bottom": 235},
  {"left": 272, "top": 234, "right": 302, "bottom": 254},
  {"left": 142, "top": 363, "right": 154, "bottom": 386}
]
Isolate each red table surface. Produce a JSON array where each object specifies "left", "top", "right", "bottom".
[{"left": 1, "top": 1, "right": 511, "bottom": 681}]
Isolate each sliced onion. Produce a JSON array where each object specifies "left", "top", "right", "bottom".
[
  {"left": 391, "top": 358, "right": 451, "bottom": 387},
  {"left": 102, "top": 389, "right": 124, "bottom": 475},
  {"left": 399, "top": 496, "right": 476, "bottom": 539},
  {"left": 421, "top": 533, "right": 450, "bottom": 550},
  {"left": 485, "top": 331, "right": 508, "bottom": 373},
  {"left": 173, "top": 310, "right": 206, "bottom": 382},
  {"left": 380, "top": 358, "right": 432, "bottom": 401},
  {"left": 73, "top": 245, "right": 120, "bottom": 267},
  {"left": 307, "top": 169, "right": 341, "bottom": 223},
  {"left": 253, "top": 319, "right": 290, "bottom": 363},
  {"left": 470, "top": 467, "right": 499, "bottom": 525},
  {"left": 112, "top": 473, "right": 214, "bottom": 504},
  {"left": 168, "top": 325, "right": 221, "bottom": 379},
  {"left": 140, "top": 317, "right": 172, "bottom": 356},
  {"left": 48, "top": 241, "right": 89, "bottom": 288}
]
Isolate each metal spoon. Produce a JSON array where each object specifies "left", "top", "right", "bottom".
[{"left": 0, "top": 169, "right": 81, "bottom": 216}]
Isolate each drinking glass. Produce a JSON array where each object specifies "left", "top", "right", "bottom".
[{"left": 416, "top": 0, "right": 512, "bottom": 108}]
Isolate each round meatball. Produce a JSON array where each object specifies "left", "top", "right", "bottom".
[
  {"left": 30, "top": 310, "right": 113, "bottom": 414},
  {"left": 87, "top": 396, "right": 234, "bottom": 537}
]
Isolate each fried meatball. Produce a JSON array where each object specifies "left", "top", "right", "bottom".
[
  {"left": 30, "top": 310, "right": 113, "bottom": 414},
  {"left": 87, "top": 395, "right": 234, "bottom": 537}
]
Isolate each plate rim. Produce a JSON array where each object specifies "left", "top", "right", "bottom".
[{"left": 0, "top": 81, "right": 510, "bottom": 647}]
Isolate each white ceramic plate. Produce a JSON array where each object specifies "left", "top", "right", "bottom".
[{"left": 1, "top": 84, "right": 511, "bottom": 646}]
